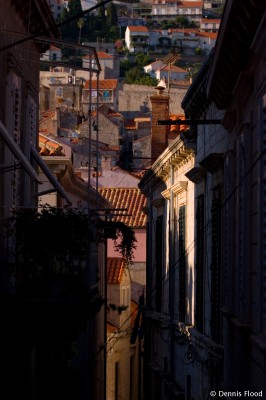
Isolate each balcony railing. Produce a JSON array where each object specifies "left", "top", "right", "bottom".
[{"left": 82, "top": 95, "right": 113, "bottom": 104}]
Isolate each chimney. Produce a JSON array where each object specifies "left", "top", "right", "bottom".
[
  {"left": 150, "top": 80, "right": 169, "bottom": 160},
  {"left": 101, "top": 155, "right": 112, "bottom": 171}
]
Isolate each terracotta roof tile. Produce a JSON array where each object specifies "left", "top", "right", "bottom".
[
  {"left": 107, "top": 257, "right": 125, "bottom": 284},
  {"left": 177, "top": 1, "right": 203, "bottom": 7},
  {"left": 39, "top": 110, "right": 56, "bottom": 125},
  {"left": 98, "top": 188, "right": 147, "bottom": 228},
  {"left": 38, "top": 133, "right": 64, "bottom": 156},
  {"left": 196, "top": 31, "right": 218, "bottom": 39},
  {"left": 84, "top": 79, "right": 118, "bottom": 90},
  {"left": 128, "top": 26, "right": 148, "bottom": 33},
  {"left": 160, "top": 65, "right": 186, "bottom": 72}
]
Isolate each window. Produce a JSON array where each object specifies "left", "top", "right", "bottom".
[
  {"left": 195, "top": 196, "right": 204, "bottom": 332},
  {"left": 115, "top": 362, "right": 120, "bottom": 400},
  {"left": 155, "top": 215, "right": 163, "bottom": 312},
  {"left": 5, "top": 70, "right": 22, "bottom": 208},
  {"left": 178, "top": 205, "right": 186, "bottom": 322},
  {"left": 130, "top": 356, "right": 134, "bottom": 400},
  {"left": 210, "top": 186, "right": 222, "bottom": 342}
]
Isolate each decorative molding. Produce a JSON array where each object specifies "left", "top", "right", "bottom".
[
  {"left": 199, "top": 153, "right": 224, "bottom": 174},
  {"left": 172, "top": 181, "right": 188, "bottom": 195},
  {"left": 161, "top": 188, "right": 170, "bottom": 200},
  {"left": 185, "top": 166, "right": 206, "bottom": 183},
  {"left": 151, "top": 197, "right": 165, "bottom": 208}
]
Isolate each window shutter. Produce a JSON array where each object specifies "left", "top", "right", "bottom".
[
  {"left": 155, "top": 216, "right": 163, "bottom": 312},
  {"left": 196, "top": 195, "right": 204, "bottom": 332},
  {"left": 210, "top": 186, "right": 221, "bottom": 342},
  {"left": 179, "top": 205, "right": 186, "bottom": 322}
]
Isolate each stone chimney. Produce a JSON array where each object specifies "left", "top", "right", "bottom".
[
  {"left": 150, "top": 80, "right": 169, "bottom": 161},
  {"left": 101, "top": 155, "right": 112, "bottom": 171}
]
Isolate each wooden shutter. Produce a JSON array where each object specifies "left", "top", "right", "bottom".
[
  {"left": 155, "top": 216, "right": 163, "bottom": 312},
  {"left": 210, "top": 186, "right": 221, "bottom": 342},
  {"left": 196, "top": 195, "right": 204, "bottom": 332},
  {"left": 179, "top": 205, "right": 186, "bottom": 322}
]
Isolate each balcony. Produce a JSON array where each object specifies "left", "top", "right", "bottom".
[{"left": 82, "top": 93, "right": 114, "bottom": 104}]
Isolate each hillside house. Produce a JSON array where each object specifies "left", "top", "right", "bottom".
[
  {"left": 152, "top": 0, "right": 203, "bottom": 22},
  {"left": 125, "top": 26, "right": 149, "bottom": 53}
]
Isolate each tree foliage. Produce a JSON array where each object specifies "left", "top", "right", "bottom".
[{"left": 4, "top": 206, "right": 137, "bottom": 298}]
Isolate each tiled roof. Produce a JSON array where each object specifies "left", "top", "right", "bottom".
[
  {"left": 200, "top": 19, "right": 221, "bottom": 24},
  {"left": 98, "top": 188, "right": 147, "bottom": 228},
  {"left": 128, "top": 26, "right": 148, "bottom": 33},
  {"left": 160, "top": 65, "right": 186, "bottom": 73},
  {"left": 84, "top": 79, "right": 118, "bottom": 90},
  {"left": 39, "top": 110, "right": 56, "bottom": 125},
  {"left": 177, "top": 1, "right": 203, "bottom": 7},
  {"left": 38, "top": 133, "right": 64, "bottom": 156},
  {"left": 50, "top": 45, "right": 60, "bottom": 51},
  {"left": 197, "top": 31, "right": 218, "bottom": 39},
  {"left": 107, "top": 257, "right": 125, "bottom": 284},
  {"left": 83, "top": 51, "right": 114, "bottom": 60},
  {"left": 169, "top": 114, "right": 189, "bottom": 133}
]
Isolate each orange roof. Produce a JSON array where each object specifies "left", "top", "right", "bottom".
[
  {"left": 84, "top": 79, "right": 118, "bottom": 90},
  {"left": 38, "top": 133, "right": 64, "bottom": 156},
  {"left": 169, "top": 114, "right": 189, "bottom": 134},
  {"left": 39, "top": 110, "right": 56, "bottom": 125},
  {"left": 197, "top": 31, "right": 218, "bottom": 39},
  {"left": 50, "top": 45, "right": 60, "bottom": 51},
  {"left": 97, "top": 51, "right": 114, "bottom": 59},
  {"left": 200, "top": 19, "right": 221, "bottom": 24},
  {"left": 98, "top": 188, "right": 147, "bottom": 228},
  {"left": 83, "top": 51, "right": 113, "bottom": 60},
  {"left": 160, "top": 65, "right": 186, "bottom": 73},
  {"left": 177, "top": 1, "right": 203, "bottom": 7},
  {"left": 128, "top": 26, "right": 148, "bottom": 33},
  {"left": 107, "top": 257, "right": 125, "bottom": 284}
]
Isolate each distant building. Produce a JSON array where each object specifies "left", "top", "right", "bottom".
[
  {"left": 152, "top": 0, "right": 203, "bottom": 22},
  {"left": 82, "top": 51, "right": 120, "bottom": 79},
  {"left": 125, "top": 26, "right": 149, "bottom": 53},
  {"left": 46, "top": 0, "right": 68, "bottom": 21},
  {"left": 41, "top": 45, "right": 62, "bottom": 61}
]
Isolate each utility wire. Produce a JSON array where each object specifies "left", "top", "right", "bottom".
[{"left": 0, "top": 0, "right": 113, "bottom": 53}]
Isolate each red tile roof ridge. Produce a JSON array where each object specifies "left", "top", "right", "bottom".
[{"left": 107, "top": 257, "right": 125, "bottom": 284}]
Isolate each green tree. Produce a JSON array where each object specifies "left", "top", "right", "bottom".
[
  {"left": 68, "top": 0, "right": 82, "bottom": 15},
  {"left": 97, "top": 0, "right": 106, "bottom": 19},
  {"left": 106, "top": 3, "right": 118, "bottom": 28},
  {"left": 175, "top": 16, "right": 190, "bottom": 28},
  {"left": 60, "top": 0, "right": 83, "bottom": 40},
  {"left": 77, "top": 18, "right": 85, "bottom": 44}
]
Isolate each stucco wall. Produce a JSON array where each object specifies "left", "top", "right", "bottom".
[{"left": 118, "top": 84, "right": 188, "bottom": 119}]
